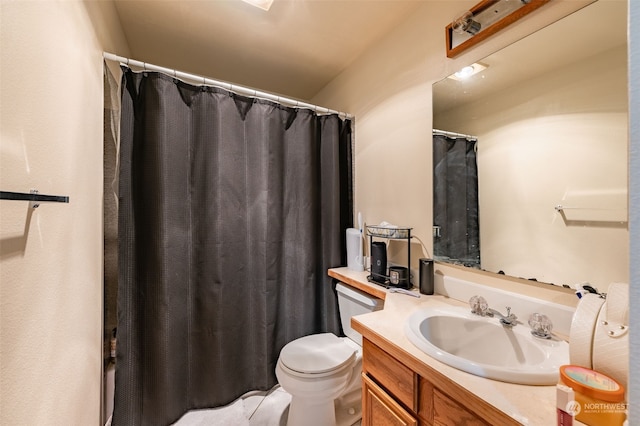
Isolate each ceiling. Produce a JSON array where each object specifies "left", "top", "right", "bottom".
[
  {"left": 112, "top": 0, "right": 626, "bottom": 105},
  {"left": 112, "top": 0, "right": 426, "bottom": 101}
]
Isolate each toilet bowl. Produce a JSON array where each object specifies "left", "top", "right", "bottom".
[{"left": 275, "top": 283, "right": 382, "bottom": 426}]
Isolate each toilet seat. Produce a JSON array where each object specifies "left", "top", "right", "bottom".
[{"left": 279, "top": 333, "right": 356, "bottom": 377}]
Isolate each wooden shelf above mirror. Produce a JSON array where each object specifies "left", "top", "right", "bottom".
[{"left": 446, "top": 0, "right": 550, "bottom": 58}]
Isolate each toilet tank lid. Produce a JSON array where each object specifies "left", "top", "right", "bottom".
[
  {"left": 280, "top": 333, "right": 355, "bottom": 374},
  {"left": 336, "top": 283, "right": 382, "bottom": 309}
]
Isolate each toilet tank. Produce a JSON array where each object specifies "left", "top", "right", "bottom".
[{"left": 336, "top": 283, "right": 383, "bottom": 346}]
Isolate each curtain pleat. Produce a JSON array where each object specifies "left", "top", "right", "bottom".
[{"left": 113, "top": 68, "right": 352, "bottom": 426}]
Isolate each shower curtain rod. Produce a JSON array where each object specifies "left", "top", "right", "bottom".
[
  {"left": 433, "top": 129, "right": 477, "bottom": 141},
  {"left": 103, "top": 52, "right": 352, "bottom": 119}
]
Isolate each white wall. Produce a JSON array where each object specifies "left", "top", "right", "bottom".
[{"left": 0, "top": 0, "right": 129, "bottom": 424}]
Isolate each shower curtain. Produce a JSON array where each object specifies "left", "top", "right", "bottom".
[
  {"left": 113, "top": 67, "right": 353, "bottom": 426},
  {"left": 432, "top": 134, "right": 480, "bottom": 267}
]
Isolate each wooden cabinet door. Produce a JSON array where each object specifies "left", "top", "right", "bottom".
[
  {"left": 362, "top": 374, "right": 418, "bottom": 426},
  {"left": 432, "top": 388, "right": 488, "bottom": 426},
  {"left": 363, "top": 338, "right": 416, "bottom": 410},
  {"left": 419, "top": 377, "right": 489, "bottom": 426}
]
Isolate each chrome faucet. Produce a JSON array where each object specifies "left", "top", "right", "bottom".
[
  {"left": 469, "top": 296, "right": 518, "bottom": 328},
  {"left": 489, "top": 306, "right": 518, "bottom": 328}
]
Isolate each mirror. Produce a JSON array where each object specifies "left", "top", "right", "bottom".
[{"left": 433, "top": 0, "right": 629, "bottom": 289}]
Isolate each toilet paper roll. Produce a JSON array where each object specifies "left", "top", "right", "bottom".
[
  {"left": 592, "top": 283, "right": 629, "bottom": 389},
  {"left": 569, "top": 293, "right": 605, "bottom": 368}
]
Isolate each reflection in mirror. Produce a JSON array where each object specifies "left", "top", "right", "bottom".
[
  {"left": 433, "top": 0, "right": 629, "bottom": 289},
  {"left": 433, "top": 131, "right": 480, "bottom": 268}
]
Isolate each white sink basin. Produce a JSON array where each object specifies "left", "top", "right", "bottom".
[{"left": 404, "top": 306, "right": 569, "bottom": 385}]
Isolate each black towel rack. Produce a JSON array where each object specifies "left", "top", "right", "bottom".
[{"left": 1, "top": 190, "right": 69, "bottom": 207}]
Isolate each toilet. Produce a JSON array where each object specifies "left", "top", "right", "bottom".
[{"left": 275, "top": 283, "right": 383, "bottom": 426}]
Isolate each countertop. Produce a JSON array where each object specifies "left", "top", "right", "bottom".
[{"left": 328, "top": 267, "right": 583, "bottom": 426}]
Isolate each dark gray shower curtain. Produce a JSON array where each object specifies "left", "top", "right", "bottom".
[
  {"left": 433, "top": 134, "right": 480, "bottom": 267},
  {"left": 113, "top": 67, "right": 353, "bottom": 426}
]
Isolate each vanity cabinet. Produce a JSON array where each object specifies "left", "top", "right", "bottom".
[
  {"left": 361, "top": 338, "right": 519, "bottom": 426},
  {"left": 362, "top": 375, "right": 417, "bottom": 426}
]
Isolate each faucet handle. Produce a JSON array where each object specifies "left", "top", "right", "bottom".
[
  {"left": 469, "top": 295, "right": 489, "bottom": 316},
  {"left": 528, "top": 313, "right": 553, "bottom": 339}
]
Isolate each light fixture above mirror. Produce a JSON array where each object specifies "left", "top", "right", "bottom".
[{"left": 446, "top": 0, "right": 550, "bottom": 58}]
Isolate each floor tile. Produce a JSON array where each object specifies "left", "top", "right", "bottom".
[
  {"left": 241, "top": 389, "right": 271, "bottom": 419},
  {"left": 171, "top": 385, "right": 363, "bottom": 426},
  {"left": 248, "top": 386, "right": 291, "bottom": 426},
  {"left": 172, "top": 399, "right": 249, "bottom": 426}
]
